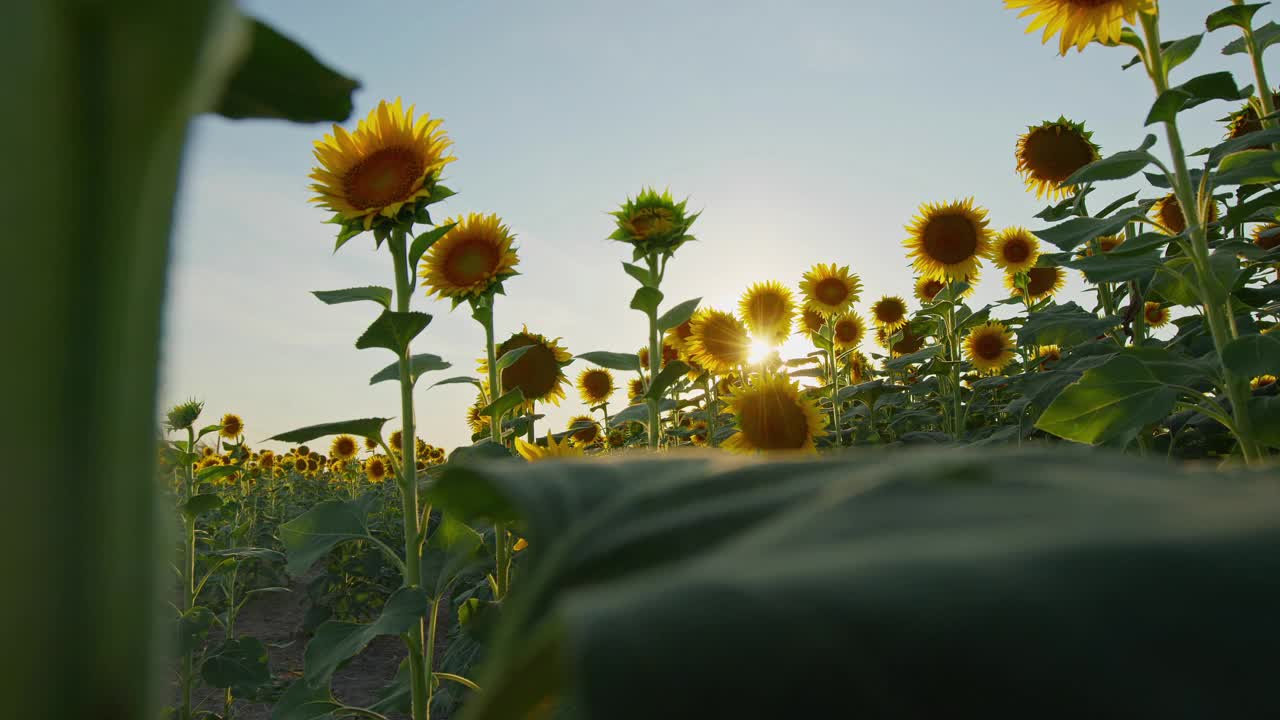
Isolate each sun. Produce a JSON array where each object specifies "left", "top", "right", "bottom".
[{"left": 747, "top": 337, "right": 774, "bottom": 365}]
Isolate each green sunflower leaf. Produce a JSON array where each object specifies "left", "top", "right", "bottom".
[
  {"left": 355, "top": 310, "right": 432, "bottom": 354},
  {"left": 369, "top": 353, "right": 451, "bottom": 387},
  {"left": 312, "top": 286, "right": 391, "bottom": 309},
  {"left": 657, "top": 298, "right": 701, "bottom": 332},
  {"left": 480, "top": 388, "right": 526, "bottom": 419},
  {"left": 1207, "top": 3, "right": 1270, "bottom": 31},
  {"left": 1215, "top": 150, "right": 1280, "bottom": 185},
  {"left": 495, "top": 345, "right": 535, "bottom": 373},
  {"left": 630, "top": 287, "right": 664, "bottom": 315},
  {"left": 269, "top": 418, "right": 391, "bottom": 444},
  {"left": 576, "top": 351, "right": 642, "bottom": 372},
  {"left": 409, "top": 222, "right": 456, "bottom": 274},
  {"left": 1223, "top": 20, "right": 1280, "bottom": 54},
  {"left": 1222, "top": 334, "right": 1280, "bottom": 378},
  {"left": 1036, "top": 354, "right": 1180, "bottom": 445},
  {"left": 1145, "top": 72, "right": 1252, "bottom": 126},
  {"left": 645, "top": 361, "right": 690, "bottom": 401}
]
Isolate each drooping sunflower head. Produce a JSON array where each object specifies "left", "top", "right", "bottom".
[
  {"left": 219, "top": 413, "right": 244, "bottom": 440},
  {"left": 608, "top": 188, "right": 699, "bottom": 256},
  {"left": 869, "top": 296, "right": 910, "bottom": 333},
  {"left": 515, "top": 432, "right": 584, "bottom": 462},
  {"left": 364, "top": 436, "right": 379, "bottom": 452},
  {"left": 1014, "top": 118, "right": 1100, "bottom": 199},
  {"left": 796, "top": 307, "right": 827, "bottom": 338},
  {"left": 963, "top": 322, "right": 1017, "bottom": 375},
  {"left": 1007, "top": 265, "right": 1067, "bottom": 303},
  {"left": 566, "top": 415, "right": 602, "bottom": 448},
  {"left": 627, "top": 377, "right": 646, "bottom": 404},
  {"left": 988, "top": 227, "right": 1042, "bottom": 273},
  {"left": 364, "top": 455, "right": 391, "bottom": 483},
  {"left": 1144, "top": 301, "right": 1171, "bottom": 328},
  {"left": 419, "top": 213, "right": 519, "bottom": 301},
  {"left": 845, "top": 351, "right": 872, "bottom": 384},
  {"left": 577, "top": 368, "right": 615, "bottom": 406},
  {"left": 686, "top": 309, "right": 752, "bottom": 374},
  {"left": 722, "top": 374, "right": 827, "bottom": 454},
  {"left": 309, "top": 98, "right": 455, "bottom": 232},
  {"left": 1252, "top": 374, "right": 1277, "bottom": 391},
  {"left": 1252, "top": 222, "right": 1280, "bottom": 251},
  {"left": 607, "top": 427, "right": 628, "bottom": 449},
  {"left": 1150, "top": 193, "right": 1218, "bottom": 236},
  {"left": 666, "top": 318, "right": 695, "bottom": 355},
  {"left": 1036, "top": 344, "right": 1062, "bottom": 370},
  {"left": 800, "top": 263, "right": 862, "bottom": 317},
  {"left": 330, "top": 435, "right": 359, "bottom": 461},
  {"left": 738, "top": 281, "right": 795, "bottom": 345},
  {"left": 1005, "top": 0, "right": 1156, "bottom": 55},
  {"left": 832, "top": 313, "right": 867, "bottom": 352},
  {"left": 483, "top": 327, "right": 572, "bottom": 408},
  {"left": 904, "top": 198, "right": 992, "bottom": 282},
  {"left": 913, "top": 276, "right": 947, "bottom": 304},
  {"left": 388, "top": 430, "right": 403, "bottom": 454},
  {"left": 1225, "top": 91, "right": 1280, "bottom": 144}
]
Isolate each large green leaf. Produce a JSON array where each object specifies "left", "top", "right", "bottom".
[
  {"left": 630, "top": 287, "right": 664, "bottom": 315},
  {"left": 182, "top": 492, "right": 224, "bottom": 518},
  {"left": 657, "top": 298, "right": 701, "bottom": 332},
  {"left": 311, "top": 286, "right": 391, "bottom": 309},
  {"left": 369, "top": 353, "right": 451, "bottom": 387},
  {"left": 1036, "top": 354, "right": 1179, "bottom": 445},
  {"left": 269, "top": 418, "right": 390, "bottom": 444},
  {"left": 1249, "top": 396, "right": 1280, "bottom": 448},
  {"left": 1063, "top": 147, "right": 1157, "bottom": 185},
  {"left": 1145, "top": 71, "right": 1251, "bottom": 126},
  {"left": 1032, "top": 208, "right": 1145, "bottom": 251},
  {"left": 480, "top": 388, "right": 526, "bottom": 419},
  {"left": 302, "top": 587, "right": 430, "bottom": 687},
  {"left": 272, "top": 675, "right": 342, "bottom": 720},
  {"left": 1222, "top": 334, "right": 1280, "bottom": 378},
  {"left": 1215, "top": 150, "right": 1280, "bottom": 186},
  {"left": 278, "top": 495, "right": 378, "bottom": 575},
  {"left": 212, "top": 17, "right": 358, "bottom": 122},
  {"left": 576, "top": 351, "right": 641, "bottom": 372},
  {"left": 1207, "top": 3, "right": 1268, "bottom": 31},
  {"left": 1062, "top": 249, "right": 1163, "bottom": 283},
  {"left": 408, "top": 222, "right": 456, "bottom": 274},
  {"left": 645, "top": 361, "right": 690, "bottom": 400},
  {"left": 421, "top": 513, "right": 488, "bottom": 598},
  {"left": 355, "top": 310, "right": 432, "bottom": 354},
  {"left": 201, "top": 636, "right": 271, "bottom": 696},
  {"left": 1017, "top": 302, "right": 1118, "bottom": 347},
  {"left": 1223, "top": 20, "right": 1280, "bottom": 54}
]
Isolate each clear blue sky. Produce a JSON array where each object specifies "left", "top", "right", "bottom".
[{"left": 160, "top": 0, "right": 1269, "bottom": 450}]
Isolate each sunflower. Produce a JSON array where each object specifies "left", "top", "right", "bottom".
[
  {"left": 607, "top": 427, "right": 628, "bottom": 449},
  {"left": 201, "top": 447, "right": 215, "bottom": 458},
  {"left": 608, "top": 188, "right": 699, "bottom": 256},
  {"left": 686, "top": 309, "right": 752, "bottom": 374},
  {"left": 363, "top": 436, "right": 378, "bottom": 452},
  {"left": 219, "top": 413, "right": 244, "bottom": 440},
  {"left": 327, "top": 434, "right": 357, "bottom": 461},
  {"left": 666, "top": 318, "right": 695, "bottom": 356},
  {"left": 1150, "top": 193, "right": 1218, "bottom": 236},
  {"left": 309, "top": 98, "right": 455, "bottom": 231},
  {"left": 466, "top": 394, "right": 488, "bottom": 436},
  {"left": 259, "top": 451, "right": 276, "bottom": 470},
  {"left": 904, "top": 199, "right": 992, "bottom": 282},
  {"left": 388, "top": 430, "right": 403, "bottom": 454},
  {"left": 963, "top": 322, "right": 1017, "bottom": 375},
  {"left": 1079, "top": 234, "right": 1124, "bottom": 257},
  {"left": 577, "top": 368, "right": 615, "bottom": 406},
  {"left": 722, "top": 375, "right": 827, "bottom": 454},
  {"left": 800, "top": 264, "right": 861, "bottom": 317},
  {"left": 846, "top": 351, "right": 873, "bottom": 384},
  {"left": 481, "top": 327, "right": 572, "bottom": 407},
  {"left": 1005, "top": 0, "right": 1155, "bottom": 54},
  {"left": 1007, "top": 265, "right": 1067, "bottom": 303},
  {"left": 988, "top": 227, "right": 1041, "bottom": 273},
  {"left": 1014, "top": 118, "right": 1100, "bottom": 199},
  {"left": 419, "top": 213, "right": 519, "bottom": 300},
  {"left": 638, "top": 340, "right": 680, "bottom": 372},
  {"left": 515, "top": 433, "right": 584, "bottom": 462},
  {"left": 1252, "top": 223, "right": 1280, "bottom": 251},
  {"left": 869, "top": 296, "right": 910, "bottom": 333},
  {"left": 1253, "top": 375, "right": 1277, "bottom": 391},
  {"left": 832, "top": 313, "right": 867, "bottom": 352},
  {"left": 1036, "top": 345, "right": 1062, "bottom": 370},
  {"left": 627, "top": 377, "right": 646, "bottom": 405},
  {"left": 795, "top": 308, "right": 826, "bottom": 338},
  {"left": 364, "top": 455, "right": 391, "bottom": 483},
  {"left": 1143, "top": 302, "right": 1170, "bottom": 328},
  {"left": 566, "top": 416, "right": 602, "bottom": 447},
  {"left": 877, "top": 324, "right": 928, "bottom": 358},
  {"left": 1225, "top": 91, "right": 1280, "bottom": 145},
  {"left": 914, "top": 276, "right": 947, "bottom": 303},
  {"left": 738, "top": 281, "right": 795, "bottom": 345}
]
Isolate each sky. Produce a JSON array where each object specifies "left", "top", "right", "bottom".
[{"left": 159, "top": 0, "right": 1271, "bottom": 451}]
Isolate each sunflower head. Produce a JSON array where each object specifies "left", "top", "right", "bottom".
[
  {"left": 722, "top": 375, "right": 827, "bottom": 454},
  {"left": 1252, "top": 375, "right": 1277, "bottom": 391},
  {"left": 608, "top": 188, "right": 699, "bottom": 258},
  {"left": 914, "top": 276, "right": 947, "bottom": 304},
  {"left": 988, "top": 227, "right": 1042, "bottom": 273},
  {"left": 1007, "top": 265, "right": 1067, "bottom": 303},
  {"left": 516, "top": 432, "right": 585, "bottom": 462},
  {"left": 1079, "top": 234, "right": 1124, "bottom": 258},
  {"left": 482, "top": 328, "right": 572, "bottom": 408},
  {"left": 738, "top": 281, "right": 795, "bottom": 345},
  {"left": 1036, "top": 345, "right": 1062, "bottom": 370},
  {"left": 165, "top": 399, "right": 204, "bottom": 432},
  {"left": 1144, "top": 301, "right": 1171, "bottom": 328},
  {"left": 364, "top": 455, "right": 391, "bottom": 483},
  {"left": 310, "top": 98, "right": 456, "bottom": 237},
  {"left": 963, "top": 322, "right": 1017, "bottom": 375},
  {"left": 796, "top": 307, "right": 827, "bottom": 338},
  {"left": 832, "top": 313, "right": 867, "bottom": 352},
  {"left": 577, "top": 368, "right": 615, "bottom": 406},
  {"left": 686, "top": 309, "right": 752, "bottom": 374},
  {"left": 800, "top": 264, "right": 862, "bottom": 317},
  {"left": 1225, "top": 91, "right": 1280, "bottom": 145},
  {"left": 1015, "top": 117, "right": 1100, "bottom": 199},
  {"left": 1252, "top": 222, "right": 1280, "bottom": 251},
  {"left": 388, "top": 430, "right": 403, "bottom": 454},
  {"left": 904, "top": 198, "right": 992, "bottom": 282},
  {"left": 638, "top": 340, "right": 680, "bottom": 372},
  {"left": 845, "top": 351, "right": 872, "bottom": 384},
  {"left": 566, "top": 416, "right": 602, "bottom": 447},
  {"left": 626, "top": 377, "right": 646, "bottom": 405},
  {"left": 1005, "top": 0, "right": 1156, "bottom": 55},
  {"left": 330, "top": 435, "right": 359, "bottom": 461},
  {"left": 1150, "top": 193, "right": 1218, "bottom": 236},
  {"left": 420, "top": 213, "right": 519, "bottom": 303},
  {"left": 869, "top": 296, "right": 910, "bottom": 333},
  {"left": 666, "top": 318, "right": 696, "bottom": 356},
  {"left": 607, "top": 427, "right": 628, "bottom": 449},
  {"left": 219, "top": 413, "right": 244, "bottom": 440}
]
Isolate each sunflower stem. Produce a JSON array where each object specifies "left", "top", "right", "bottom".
[
  {"left": 181, "top": 425, "right": 196, "bottom": 720},
  {"left": 1232, "top": 0, "right": 1278, "bottom": 142},
  {"left": 645, "top": 252, "right": 663, "bottom": 449},
  {"left": 825, "top": 323, "right": 840, "bottom": 446},
  {"left": 705, "top": 378, "right": 718, "bottom": 448}
]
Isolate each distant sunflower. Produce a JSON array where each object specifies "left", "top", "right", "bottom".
[
  {"left": 466, "top": 394, "right": 488, "bottom": 436},
  {"left": 832, "top": 313, "right": 867, "bottom": 352},
  {"left": 1150, "top": 193, "right": 1218, "bottom": 235},
  {"left": 800, "top": 263, "right": 862, "bottom": 317},
  {"left": 566, "top": 416, "right": 602, "bottom": 447},
  {"left": 722, "top": 375, "right": 827, "bottom": 454},
  {"left": 1144, "top": 302, "right": 1170, "bottom": 328},
  {"left": 988, "top": 227, "right": 1041, "bottom": 273},
  {"left": 666, "top": 318, "right": 695, "bottom": 355},
  {"left": 363, "top": 436, "right": 378, "bottom": 451},
  {"left": 738, "top": 281, "right": 795, "bottom": 345},
  {"left": 1005, "top": 0, "right": 1155, "bottom": 54},
  {"left": 1014, "top": 118, "right": 1100, "bottom": 199},
  {"left": 1225, "top": 91, "right": 1280, "bottom": 145},
  {"left": 869, "top": 296, "right": 909, "bottom": 333},
  {"left": 482, "top": 328, "right": 572, "bottom": 407},
  {"left": 607, "top": 427, "right": 628, "bottom": 449},
  {"left": 1036, "top": 345, "right": 1062, "bottom": 370},
  {"left": 309, "top": 98, "right": 455, "bottom": 230},
  {"left": 1252, "top": 223, "right": 1280, "bottom": 251},
  {"left": 845, "top": 351, "right": 872, "bottom": 384},
  {"left": 686, "top": 309, "right": 752, "bottom": 374},
  {"left": 388, "top": 430, "right": 403, "bottom": 454},
  {"left": 577, "top": 368, "right": 615, "bottom": 406},
  {"left": 1253, "top": 375, "right": 1277, "bottom": 391},
  {"left": 914, "top": 276, "right": 947, "bottom": 303},
  {"left": 638, "top": 340, "right": 680, "bottom": 372},
  {"left": 1080, "top": 234, "right": 1124, "bottom": 257},
  {"left": 364, "top": 455, "right": 391, "bottom": 483},
  {"left": 627, "top": 377, "right": 646, "bottom": 404},
  {"left": 419, "top": 213, "right": 519, "bottom": 300},
  {"left": 330, "top": 435, "right": 359, "bottom": 461},
  {"left": 1007, "top": 266, "right": 1066, "bottom": 303},
  {"left": 796, "top": 307, "right": 827, "bottom": 337},
  {"left": 608, "top": 188, "right": 699, "bottom": 255},
  {"left": 259, "top": 451, "right": 276, "bottom": 469},
  {"left": 904, "top": 198, "right": 992, "bottom": 282},
  {"left": 877, "top": 324, "right": 927, "bottom": 358},
  {"left": 219, "top": 413, "right": 244, "bottom": 441},
  {"left": 515, "top": 433, "right": 584, "bottom": 462},
  {"left": 963, "top": 322, "right": 1017, "bottom": 375}
]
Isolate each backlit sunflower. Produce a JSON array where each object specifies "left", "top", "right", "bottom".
[
  {"left": 1144, "top": 302, "right": 1170, "bottom": 328},
  {"left": 877, "top": 324, "right": 927, "bottom": 358},
  {"left": 364, "top": 436, "right": 379, "bottom": 452},
  {"left": 1150, "top": 193, "right": 1218, "bottom": 235},
  {"left": 988, "top": 227, "right": 1041, "bottom": 273},
  {"left": 566, "top": 416, "right": 602, "bottom": 448},
  {"left": 963, "top": 322, "right": 1017, "bottom": 375},
  {"left": 738, "top": 281, "right": 795, "bottom": 345},
  {"left": 309, "top": 98, "right": 455, "bottom": 231},
  {"left": 481, "top": 328, "right": 572, "bottom": 407},
  {"left": 627, "top": 377, "right": 646, "bottom": 405},
  {"left": 800, "top": 264, "right": 861, "bottom": 317},
  {"left": 1252, "top": 223, "right": 1280, "bottom": 251},
  {"left": 1079, "top": 234, "right": 1124, "bottom": 257},
  {"left": 259, "top": 451, "right": 276, "bottom": 470},
  {"left": 1253, "top": 375, "right": 1277, "bottom": 391},
  {"left": 904, "top": 199, "right": 992, "bottom": 282},
  {"left": 608, "top": 188, "right": 699, "bottom": 256},
  {"left": 1005, "top": 0, "right": 1155, "bottom": 54},
  {"left": 796, "top": 307, "right": 826, "bottom": 337},
  {"left": 1007, "top": 265, "right": 1066, "bottom": 303},
  {"left": 845, "top": 351, "right": 872, "bottom": 384},
  {"left": 832, "top": 313, "right": 867, "bottom": 352},
  {"left": 722, "top": 375, "right": 827, "bottom": 454},
  {"left": 364, "top": 455, "right": 391, "bottom": 483},
  {"left": 330, "top": 435, "right": 359, "bottom": 461},
  {"left": 219, "top": 413, "right": 244, "bottom": 441},
  {"left": 869, "top": 296, "right": 909, "bottom": 333},
  {"left": 686, "top": 309, "right": 752, "bottom": 374},
  {"left": 666, "top": 318, "right": 695, "bottom": 356},
  {"left": 419, "top": 213, "right": 519, "bottom": 300},
  {"left": 638, "top": 340, "right": 680, "bottom": 372},
  {"left": 388, "top": 430, "right": 403, "bottom": 455},
  {"left": 577, "top": 368, "right": 615, "bottom": 406},
  {"left": 515, "top": 433, "right": 584, "bottom": 462},
  {"left": 1014, "top": 118, "right": 1100, "bottom": 200},
  {"left": 914, "top": 276, "right": 947, "bottom": 303},
  {"left": 1036, "top": 345, "right": 1062, "bottom": 370}
]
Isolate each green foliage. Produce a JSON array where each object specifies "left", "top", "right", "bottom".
[
  {"left": 369, "top": 353, "right": 451, "bottom": 386},
  {"left": 1036, "top": 354, "right": 1180, "bottom": 445},
  {"left": 269, "top": 418, "right": 391, "bottom": 444},
  {"left": 576, "top": 351, "right": 642, "bottom": 372},
  {"left": 279, "top": 495, "right": 381, "bottom": 575},
  {"left": 312, "top": 286, "right": 392, "bottom": 309},
  {"left": 213, "top": 18, "right": 358, "bottom": 122},
  {"left": 356, "top": 310, "right": 433, "bottom": 354}
]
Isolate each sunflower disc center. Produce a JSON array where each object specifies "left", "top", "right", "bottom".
[
  {"left": 922, "top": 215, "right": 979, "bottom": 265},
  {"left": 813, "top": 278, "right": 850, "bottom": 306},
  {"left": 343, "top": 146, "right": 424, "bottom": 210},
  {"left": 1024, "top": 129, "right": 1095, "bottom": 183},
  {"left": 444, "top": 241, "right": 500, "bottom": 287},
  {"left": 740, "top": 392, "right": 809, "bottom": 450}
]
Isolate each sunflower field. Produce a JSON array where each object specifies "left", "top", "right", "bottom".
[{"left": 14, "top": 2, "right": 1280, "bottom": 720}]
